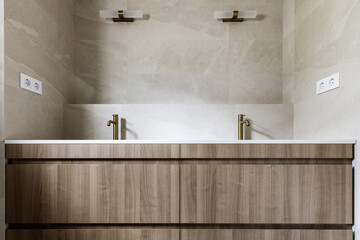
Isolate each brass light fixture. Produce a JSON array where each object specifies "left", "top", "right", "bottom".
[
  {"left": 214, "top": 10, "right": 257, "bottom": 22},
  {"left": 99, "top": 10, "right": 143, "bottom": 22}
]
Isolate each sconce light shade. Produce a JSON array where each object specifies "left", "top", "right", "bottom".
[
  {"left": 214, "top": 11, "right": 234, "bottom": 19},
  {"left": 99, "top": 10, "right": 143, "bottom": 22},
  {"left": 214, "top": 10, "right": 257, "bottom": 22},
  {"left": 100, "top": 10, "right": 118, "bottom": 18}
]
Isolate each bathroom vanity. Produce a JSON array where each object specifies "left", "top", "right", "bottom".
[{"left": 4, "top": 140, "right": 355, "bottom": 240}]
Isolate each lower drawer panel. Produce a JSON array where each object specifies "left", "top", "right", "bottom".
[
  {"left": 7, "top": 229, "right": 179, "bottom": 240},
  {"left": 7, "top": 229, "right": 353, "bottom": 240},
  {"left": 180, "top": 164, "right": 353, "bottom": 224},
  {"left": 181, "top": 229, "right": 353, "bottom": 240}
]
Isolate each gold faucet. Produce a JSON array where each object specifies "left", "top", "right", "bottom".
[
  {"left": 238, "top": 114, "right": 250, "bottom": 140},
  {"left": 107, "top": 114, "right": 119, "bottom": 140}
]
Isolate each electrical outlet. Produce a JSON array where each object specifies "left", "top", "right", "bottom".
[
  {"left": 20, "top": 73, "right": 42, "bottom": 95},
  {"left": 316, "top": 72, "right": 340, "bottom": 95}
]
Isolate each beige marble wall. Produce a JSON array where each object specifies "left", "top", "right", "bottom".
[
  {"left": 292, "top": 0, "right": 360, "bottom": 237},
  {"left": 4, "top": 0, "right": 74, "bottom": 139},
  {"left": 281, "top": 0, "right": 294, "bottom": 138},
  {"left": 64, "top": 104, "right": 293, "bottom": 140},
  {"left": 282, "top": 0, "right": 294, "bottom": 104},
  {"left": 73, "top": 0, "right": 283, "bottom": 104},
  {"left": 293, "top": 0, "right": 360, "bottom": 139}
]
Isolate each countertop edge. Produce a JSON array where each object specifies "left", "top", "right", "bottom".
[{"left": 4, "top": 139, "right": 357, "bottom": 145}]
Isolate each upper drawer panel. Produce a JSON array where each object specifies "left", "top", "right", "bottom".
[
  {"left": 5, "top": 144, "right": 180, "bottom": 159},
  {"left": 180, "top": 144, "right": 354, "bottom": 159},
  {"left": 6, "top": 164, "right": 179, "bottom": 224}
]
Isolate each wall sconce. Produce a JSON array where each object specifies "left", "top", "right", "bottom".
[
  {"left": 99, "top": 10, "right": 143, "bottom": 22},
  {"left": 214, "top": 11, "right": 257, "bottom": 22}
]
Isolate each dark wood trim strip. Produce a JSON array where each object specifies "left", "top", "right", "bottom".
[{"left": 7, "top": 224, "right": 353, "bottom": 230}]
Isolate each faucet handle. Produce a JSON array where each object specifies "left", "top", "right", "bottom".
[{"left": 238, "top": 114, "right": 246, "bottom": 120}]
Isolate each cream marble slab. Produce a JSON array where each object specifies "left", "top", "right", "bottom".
[
  {"left": 4, "top": 0, "right": 74, "bottom": 140},
  {"left": 73, "top": 0, "right": 284, "bottom": 104},
  {"left": 4, "top": 140, "right": 356, "bottom": 145},
  {"left": 290, "top": 1, "right": 360, "bottom": 236}
]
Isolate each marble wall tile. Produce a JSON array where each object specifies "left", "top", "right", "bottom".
[
  {"left": 4, "top": 0, "right": 74, "bottom": 139},
  {"left": 282, "top": 34, "right": 294, "bottom": 104},
  {"left": 64, "top": 104, "right": 293, "bottom": 140},
  {"left": 5, "top": 75, "right": 67, "bottom": 139},
  {"left": 294, "top": 0, "right": 360, "bottom": 72},
  {"left": 283, "top": 0, "right": 294, "bottom": 38},
  {"left": 127, "top": 74, "right": 229, "bottom": 104},
  {"left": 292, "top": 1, "right": 360, "bottom": 236},
  {"left": 282, "top": 0, "right": 294, "bottom": 104},
  {"left": 229, "top": 5, "right": 283, "bottom": 42},
  {"left": 128, "top": 40, "right": 229, "bottom": 75},
  {"left": 229, "top": 73, "right": 282, "bottom": 104},
  {"left": 229, "top": 38, "right": 283, "bottom": 104},
  {"left": 126, "top": 5, "right": 229, "bottom": 41},
  {"left": 294, "top": 0, "right": 325, "bottom": 28},
  {"left": 73, "top": 0, "right": 284, "bottom": 104},
  {"left": 229, "top": 39, "right": 282, "bottom": 76}
]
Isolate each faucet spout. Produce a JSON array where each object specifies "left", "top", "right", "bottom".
[
  {"left": 238, "top": 114, "right": 251, "bottom": 140},
  {"left": 107, "top": 114, "right": 119, "bottom": 140}
]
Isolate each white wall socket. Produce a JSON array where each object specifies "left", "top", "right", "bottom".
[
  {"left": 316, "top": 72, "right": 340, "bottom": 95},
  {"left": 20, "top": 73, "right": 42, "bottom": 95}
]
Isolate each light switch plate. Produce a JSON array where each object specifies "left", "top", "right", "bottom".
[
  {"left": 20, "top": 73, "right": 42, "bottom": 95},
  {"left": 316, "top": 72, "right": 340, "bottom": 95}
]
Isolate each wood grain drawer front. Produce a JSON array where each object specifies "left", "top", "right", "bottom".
[
  {"left": 180, "top": 164, "right": 353, "bottom": 224},
  {"left": 180, "top": 144, "right": 354, "bottom": 159},
  {"left": 7, "top": 229, "right": 179, "bottom": 240},
  {"left": 6, "top": 164, "right": 179, "bottom": 224},
  {"left": 5, "top": 144, "right": 180, "bottom": 159},
  {"left": 181, "top": 229, "right": 353, "bottom": 240}
]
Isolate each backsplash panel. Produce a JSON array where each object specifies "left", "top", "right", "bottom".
[{"left": 64, "top": 104, "right": 293, "bottom": 140}]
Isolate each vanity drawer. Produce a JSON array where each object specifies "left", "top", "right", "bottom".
[
  {"left": 6, "top": 229, "right": 179, "bottom": 240},
  {"left": 180, "top": 229, "right": 353, "bottom": 240},
  {"left": 6, "top": 229, "right": 353, "bottom": 240},
  {"left": 6, "top": 164, "right": 179, "bottom": 224},
  {"left": 5, "top": 144, "right": 180, "bottom": 159},
  {"left": 179, "top": 144, "right": 354, "bottom": 159},
  {"left": 180, "top": 164, "right": 353, "bottom": 224}
]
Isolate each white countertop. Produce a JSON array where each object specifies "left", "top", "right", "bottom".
[{"left": 4, "top": 140, "right": 357, "bottom": 144}]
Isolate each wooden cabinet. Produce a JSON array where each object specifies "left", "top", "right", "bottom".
[
  {"left": 8, "top": 163, "right": 352, "bottom": 225},
  {"left": 7, "top": 229, "right": 179, "bottom": 240},
  {"left": 5, "top": 143, "right": 355, "bottom": 240},
  {"left": 180, "top": 229, "right": 353, "bottom": 240},
  {"left": 6, "top": 164, "right": 179, "bottom": 223},
  {"left": 180, "top": 164, "right": 353, "bottom": 224}
]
